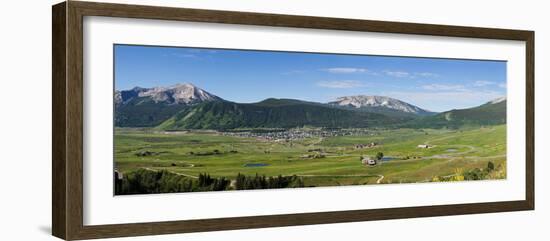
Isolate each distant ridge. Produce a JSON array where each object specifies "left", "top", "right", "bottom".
[
  {"left": 329, "top": 95, "right": 434, "bottom": 117},
  {"left": 157, "top": 98, "right": 406, "bottom": 130},
  {"left": 115, "top": 83, "right": 505, "bottom": 130},
  {"left": 402, "top": 97, "right": 507, "bottom": 128},
  {"left": 488, "top": 96, "right": 506, "bottom": 104},
  {"left": 115, "top": 83, "right": 221, "bottom": 106}
]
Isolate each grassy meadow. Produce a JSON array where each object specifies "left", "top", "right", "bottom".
[{"left": 114, "top": 125, "right": 506, "bottom": 194}]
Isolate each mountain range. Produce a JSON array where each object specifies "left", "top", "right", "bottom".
[
  {"left": 115, "top": 83, "right": 506, "bottom": 130},
  {"left": 329, "top": 95, "right": 434, "bottom": 117}
]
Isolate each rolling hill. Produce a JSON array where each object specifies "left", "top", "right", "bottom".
[
  {"left": 402, "top": 97, "right": 506, "bottom": 128},
  {"left": 157, "top": 98, "right": 408, "bottom": 130}
]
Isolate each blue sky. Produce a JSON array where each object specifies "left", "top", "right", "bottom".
[{"left": 114, "top": 44, "right": 506, "bottom": 112}]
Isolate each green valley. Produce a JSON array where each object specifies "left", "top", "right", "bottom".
[
  {"left": 114, "top": 125, "right": 506, "bottom": 194},
  {"left": 113, "top": 83, "right": 507, "bottom": 195}
]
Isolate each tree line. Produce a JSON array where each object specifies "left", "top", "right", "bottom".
[
  {"left": 115, "top": 169, "right": 305, "bottom": 195},
  {"left": 234, "top": 173, "right": 305, "bottom": 190}
]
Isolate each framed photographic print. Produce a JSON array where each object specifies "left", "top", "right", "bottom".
[{"left": 52, "top": 1, "right": 534, "bottom": 240}]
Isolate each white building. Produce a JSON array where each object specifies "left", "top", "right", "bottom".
[{"left": 361, "top": 158, "right": 377, "bottom": 166}]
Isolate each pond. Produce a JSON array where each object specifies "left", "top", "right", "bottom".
[
  {"left": 381, "top": 157, "right": 396, "bottom": 162},
  {"left": 446, "top": 149, "right": 458, "bottom": 152},
  {"left": 244, "top": 163, "right": 270, "bottom": 167}
]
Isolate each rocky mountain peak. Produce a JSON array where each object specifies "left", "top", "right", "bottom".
[
  {"left": 329, "top": 95, "right": 431, "bottom": 114},
  {"left": 116, "top": 83, "right": 221, "bottom": 105}
]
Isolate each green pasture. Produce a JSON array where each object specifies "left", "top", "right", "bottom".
[{"left": 114, "top": 125, "right": 506, "bottom": 187}]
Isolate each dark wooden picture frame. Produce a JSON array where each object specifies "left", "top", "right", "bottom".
[{"left": 52, "top": 1, "right": 534, "bottom": 240}]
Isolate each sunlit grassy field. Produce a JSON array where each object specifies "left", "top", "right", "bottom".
[{"left": 114, "top": 125, "right": 506, "bottom": 189}]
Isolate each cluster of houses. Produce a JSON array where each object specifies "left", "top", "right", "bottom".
[
  {"left": 355, "top": 142, "right": 377, "bottom": 149},
  {"left": 221, "top": 128, "right": 374, "bottom": 141}
]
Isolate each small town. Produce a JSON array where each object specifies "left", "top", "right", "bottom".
[{"left": 220, "top": 128, "right": 375, "bottom": 141}]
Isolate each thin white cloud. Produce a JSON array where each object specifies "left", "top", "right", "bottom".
[
  {"left": 323, "top": 67, "right": 369, "bottom": 74},
  {"left": 164, "top": 53, "right": 197, "bottom": 58},
  {"left": 382, "top": 71, "right": 440, "bottom": 79},
  {"left": 317, "top": 80, "right": 367, "bottom": 89},
  {"left": 473, "top": 80, "right": 496, "bottom": 87},
  {"left": 384, "top": 70, "right": 410, "bottom": 78},
  {"left": 422, "top": 84, "right": 467, "bottom": 91},
  {"left": 176, "top": 54, "right": 196, "bottom": 58},
  {"left": 498, "top": 83, "right": 507, "bottom": 88},
  {"left": 165, "top": 49, "right": 218, "bottom": 59},
  {"left": 414, "top": 72, "right": 439, "bottom": 78},
  {"left": 323, "top": 69, "right": 438, "bottom": 79}
]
